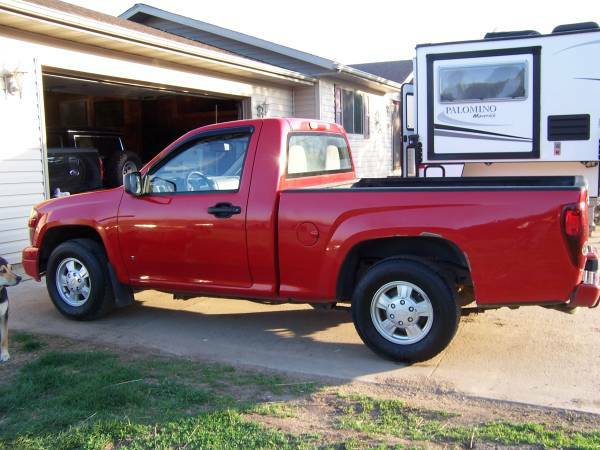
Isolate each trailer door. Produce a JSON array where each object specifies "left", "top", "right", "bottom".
[
  {"left": 425, "top": 47, "right": 540, "bottom": 161},
  {"left": 401, "top": 83, "right": 417, "bottom": 176}
]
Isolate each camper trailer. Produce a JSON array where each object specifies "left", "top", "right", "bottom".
[{"left": 402, "top": 22, "right": 600, "bottom": 224}]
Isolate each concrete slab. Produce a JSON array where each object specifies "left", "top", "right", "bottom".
[{"left": 6, "top": 280, "right": 600, "bottom": 413}]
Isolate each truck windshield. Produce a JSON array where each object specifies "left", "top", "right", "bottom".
[{"left": 286, "top": 133, "right": 352, "bottom": 178}]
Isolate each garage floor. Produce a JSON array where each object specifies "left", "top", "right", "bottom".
[{"left": 7, "top": 275, "right": 600, "bottom": 414}]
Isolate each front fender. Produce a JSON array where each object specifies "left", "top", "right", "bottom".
[{"left": 34, "top": 189, "right": 128, "bottom": 283}]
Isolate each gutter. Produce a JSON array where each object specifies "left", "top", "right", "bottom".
[
  {"left": 0, "top": 0, "right": 316, "bottom": 85},
  {"left": 333, "top": 63, "right": 403, "bottom": 90}
]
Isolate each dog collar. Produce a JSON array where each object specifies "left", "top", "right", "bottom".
[{"left": 0, "top": 287, "right": 6, "bottom": 302}]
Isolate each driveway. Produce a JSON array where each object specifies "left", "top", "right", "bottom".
[{"left": 8, "top": 278, "right": 600, "bottom": 414}]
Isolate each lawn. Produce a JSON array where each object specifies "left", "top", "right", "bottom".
[{"left": 0, "top": 333, "right": 598, "bottom": 449}]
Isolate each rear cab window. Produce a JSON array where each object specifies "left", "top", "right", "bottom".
[{"left": 284, "top": 133, "right": 355, "bottom": 188}]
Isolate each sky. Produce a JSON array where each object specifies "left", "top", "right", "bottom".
[{"left": 68, "top": 0, "right": 598, "bottom": 64}]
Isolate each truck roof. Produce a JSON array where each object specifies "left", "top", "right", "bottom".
[{"left": 198, "top": 117, "right": 347, "bottom": 134}]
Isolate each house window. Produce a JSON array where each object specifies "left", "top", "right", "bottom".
[{"left": 335, "top": 86, "right": 369, "bottom": 137}]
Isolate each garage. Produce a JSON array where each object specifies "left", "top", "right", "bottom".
[
  {"left": 0, "top": 0, "right": 310, "bottom": 265},
  {"left": 42, "top": 72, "right": 244, "bottom": 195}
]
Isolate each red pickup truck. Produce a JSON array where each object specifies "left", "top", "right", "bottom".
[{"left": 22, "top": 118, "right": 599, "bottom": 362}]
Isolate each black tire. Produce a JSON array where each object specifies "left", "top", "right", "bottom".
[
  {"left": 46, "top": 239, "right": 115, "bottom": 320},
  {"left": 106, "top": 151, "right": 142, "bottom": 187},
  {"left": 352, "top": 259, "right": 460, "bottom": 362}
]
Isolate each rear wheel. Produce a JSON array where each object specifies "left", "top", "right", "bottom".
[
  {"left": 352, "top": 259, "right": 460, "bottom": 362},
  {"left": 46, "top": 239, "right": 114, "bottom": 320}
]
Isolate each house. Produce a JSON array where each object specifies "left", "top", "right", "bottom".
[
  {"left": 120, "top": 4, "right": 404, "bottom": 179},
  {"left": 0, "top": 0, "right": 402, "bottom": 265}
]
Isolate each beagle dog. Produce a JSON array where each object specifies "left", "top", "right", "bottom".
[{"left": 0, "top": 256, "right": 22, "bottom": 362}]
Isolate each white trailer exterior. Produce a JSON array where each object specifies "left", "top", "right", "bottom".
[{"left": 406, "top": 24, "right": 600, "bottom": 208}]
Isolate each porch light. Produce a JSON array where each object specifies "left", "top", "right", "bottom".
[{"left": 2, "top": 69, "right": 26, "bottom": 98}]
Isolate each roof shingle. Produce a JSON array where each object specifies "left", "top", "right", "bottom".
[{"left": 350, "top": 60, "right": 413, "bottom": 84}]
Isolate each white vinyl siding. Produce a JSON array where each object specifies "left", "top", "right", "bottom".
[
  {"left": 318, "top": 80, "right": 336, "bottom": 123},
  {"left": 293, "top": 85, "right": 318, "bottom": 119},
  {"left": 0, "top": 57, "right": 46, "bottom": 265},
  {"left": 318, "top": 79, "right": 395, "bottom": 178},
  {"left": 251, "top": 85, "right": 293, "bottom": 118}
]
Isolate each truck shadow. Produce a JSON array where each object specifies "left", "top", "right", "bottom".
[
  {"left": 104, "top": 297, "right": 432, "bottom": 377},
  {"left": 11, "top": 282, "right": 442, "bottom": 379}
]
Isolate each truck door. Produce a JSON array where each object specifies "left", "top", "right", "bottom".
[
  {"left": 118, "top": 125, "right": 260, "bottom": 290},
  {"left": 401, "top": 83, "right": 418, "bottom": 177}
]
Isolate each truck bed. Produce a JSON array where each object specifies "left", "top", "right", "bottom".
[{"left": 278, "top": 177, "right": 587, "bottom": 305}]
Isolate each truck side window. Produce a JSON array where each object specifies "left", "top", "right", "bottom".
[
  {"left": 286, "top": 133, "right": 352, "bottom": 178},
  {"left": 148, "top": 131, "right": 251, "bottom": 193}
]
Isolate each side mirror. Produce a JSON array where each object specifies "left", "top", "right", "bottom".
[{"left": 123, "top": 172, "right": 143, "bottom": 196}]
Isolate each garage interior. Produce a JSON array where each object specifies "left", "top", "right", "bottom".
[{"left": 42, "top": 72, "right": 244, "bottom": 191}]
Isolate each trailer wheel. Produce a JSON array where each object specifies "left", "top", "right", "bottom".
[
  {"left": 46, "top": 239, "right": 115, "bottom": 320},
  {"left": 352, "top": 259, "right": 460, "bottom": 362}
]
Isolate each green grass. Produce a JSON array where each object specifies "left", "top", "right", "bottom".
[
  {"left": 335, "top": 394, "right": 600, "bottom": 449},
  {"left": 12, "top": 332, "right": 46, "bottom": 352},
  {"left": 250, "top": 402, "right": 298, "bottom": 418},
  {"left": 0, "top": 346, "right": 321, "bottom": 449},
  {"left": 2, "top": 336, "right": 598, "bottom": 450}
]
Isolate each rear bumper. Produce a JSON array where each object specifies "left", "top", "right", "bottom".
[
  {"left": 570, "top": 284, "right": 599, "bottom": 308},
  {"left": 570, "top": 249, "right": 600, "bottom": 308},
  {"left": 22, "top": 247, "right": 41, "bottom": 281}
]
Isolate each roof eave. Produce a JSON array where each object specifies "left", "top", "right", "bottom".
[
  {"left": 319, "top": 65, "right": 402, "bottom": 93},
  {"left": 0, "top": 0, "right": 315, "bottom": 86},
  {"left": 120, "top": 3, "right": 337, "bottom": 70},
  {"left": 120, "top": 3, "right": 404, "bottom": 91}
]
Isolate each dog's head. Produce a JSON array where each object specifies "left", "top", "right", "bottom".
[{"left": 0, "top": 257, "right": 22, "bottom": 288}]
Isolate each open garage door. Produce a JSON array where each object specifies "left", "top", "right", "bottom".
[{"left": 42, "top": 72, "right": 244, "bottom": 195}]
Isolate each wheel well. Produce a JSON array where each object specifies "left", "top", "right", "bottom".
[
  {"left": 336, "top": 237, "right": 473, "bottom": 301},
  {"left": 39, "top": 226, "right": 104, "bottom": 274}
]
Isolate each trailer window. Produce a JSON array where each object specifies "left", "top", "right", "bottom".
[
  {"left": 287, "top": 134, "right": 352, "bottom": 178},
  {"left": 439, "top": 63, "right": 527, "bottom": 103}
]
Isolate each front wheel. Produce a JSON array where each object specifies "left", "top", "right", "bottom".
[
  {"left": 46, "top": 239, "right": 115, "bottom": 320},
  {"left": 352, "top": 259, "right": 460, "bottom": 362}
]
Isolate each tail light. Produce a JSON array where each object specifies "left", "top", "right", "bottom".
[
  {"left": 562, "top": 198, "right": 588, "bottom": 267},
  {"left": 564, "top": 208, "right": 582, "bottom": 236}
]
